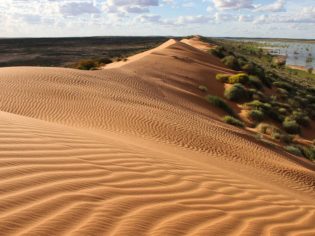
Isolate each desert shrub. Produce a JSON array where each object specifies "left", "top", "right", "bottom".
[
  {"left": 306, "top": 95, "right": 315, "bottom": 103},
  {"left": 257, "top": 123, "right": 280, "bottom": 135},
  {"left": 237, "top": 57, "right": 247, "bottom": 67},
  {"left": 295, "top": 96, "right": 309, "bottom": 108},
  {"left": 248, "top": 109, "right": 264, "bottom": 122},
  {"left": 268, "top": 109, "right": 285, "bottom": 123},
  {"left": 244, "top": 100, "right": 271, "bottom": 112},
  {"left": 282, "top": 118, "right": 301, "bottom": 134},
  {"left": 228, "top": 73, "right": 249, "bottom": 84},
  {"left": 248, "top": 75, "right": 263, "bottom": 89},
  {"left": 290, "top": 111, "right": 311, "bottom": 127},
  {"left": 224, "top": 83, "right": 248, "bottom": 102},
  {"left": 223, "top": 116, "right": 244, "bottom": 128},
  {"left": 198, "top": 85, "right": 208, "bottom": 92},
  {"left": 216, "top": 74, "right": 230, "bottom": 83},
  {"left": 98, "top": 57, "right": 113, "bottom": 65},
  {"left": 241, "top": 63, "right": 255, "bottom": 74},
  {"left": 276, "top": 88, "right": 289, "bottom": 98},
  {"left": 205, "top": 95, "right": 236, "bottom": 116},
  {"left": 209, "top": 46, "right": 226, "bottom": 58},
  {"left": 76, "top": 60, "right": 99, "bottom": 70},
  {"left": 300, "top": 146, "right": 315, "bottom": 161},
  {"left": 273, "top": 81, "right": 295, "bottom": 93},
  {"left": 278, "top": 107, "right": 287, "bottom": 115},
  {"left": 221, "top": 55, "right": 239, "bottom": 70},
  {"left": 284, "top": 146, "right": 303, "bottom": 157},
  {"left": 307, "top": 87, "right": 315, "bottom": 95},
  {"left": 279, "top": 133, "right": 294, "bottom": 144}
]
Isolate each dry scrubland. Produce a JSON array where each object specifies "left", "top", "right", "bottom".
[{"left": 0, "top": 37, "right": 314, "bottom": 235}]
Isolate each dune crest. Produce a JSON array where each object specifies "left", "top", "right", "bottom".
[
  {"left": 0, "top": 37, "right": 314, "bottom": 235},
  {"left": 103, "top": 39, "right": 177, "bottom": 69}
]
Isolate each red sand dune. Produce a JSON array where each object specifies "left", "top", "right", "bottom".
[{"left": 0, "top": 38, "right": 314, "bottom": 235}]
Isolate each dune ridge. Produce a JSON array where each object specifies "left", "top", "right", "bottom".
[{"left": 0, "top": 37, "right": 314, "bottom": 235}]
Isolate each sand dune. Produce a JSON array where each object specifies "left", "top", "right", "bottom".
[{"left": 0, "top": 38, "right": 314, "bottom": 235}]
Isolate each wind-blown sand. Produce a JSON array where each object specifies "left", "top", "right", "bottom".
[{"left": 0, "top": 38, "right": 314, "bottom": 235}]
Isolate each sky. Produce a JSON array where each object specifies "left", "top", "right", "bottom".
[{"left": 0, "top": 0, "right": 314, "bottom": 38}]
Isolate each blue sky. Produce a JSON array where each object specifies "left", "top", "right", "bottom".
[{"left": 0, "top": 0, "right": 314, "bottom": 38}]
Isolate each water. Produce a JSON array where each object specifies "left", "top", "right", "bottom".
[
  {"left": 234, "top": 39, "right": 315, "bottom": 69},
  {"left": 265, "top": 41, "right": 315, "bottom": 69}
]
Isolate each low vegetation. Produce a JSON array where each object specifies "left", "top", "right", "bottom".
[
  {"left": 223, "top": 116, "right": 244, "bottom": 128},
  {"left": 205, "top": 37, "right": 315, "bottom": 162},
  {"left": 247, "top": 109, "right": 264, "bottom": 123},
  {"left": 224, "top": 83, "right": 249, "bottom": 102},
  {"left": 205, "top": 95, "right": 236, "bottom": 117},
  {"left": 285, "top": 145, "right": 303, "bottom": 157},
  {"left": 198, "top": 85, "right": 208, "bottom": 92}
]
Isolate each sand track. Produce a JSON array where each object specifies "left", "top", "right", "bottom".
[{"left": 0, "top": 38, "right": 314, "bottom": 235}]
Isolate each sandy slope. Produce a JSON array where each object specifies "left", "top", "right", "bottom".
[{"left": 0, "top": 38, "right": 314, "bottom": 236}]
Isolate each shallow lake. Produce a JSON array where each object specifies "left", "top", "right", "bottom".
[{"left": 235, "top": 39, "right": 315, "bottom": 69}]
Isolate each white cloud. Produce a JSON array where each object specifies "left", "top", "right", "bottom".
[
  {"left": 176, "top": 15, "right": 212, "bottom": 24},
  {"left": 213, "top": 0, "right": 254, "bottom": 10},
  {"left": 255, "top": 0, "right": 286, "bottom": 12},
  {"left": 59, "top": 2, "right": 101, "bottom": 16}
]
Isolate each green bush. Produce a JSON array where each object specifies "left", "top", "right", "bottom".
[
  {"left": 301, "top": 146, "right": 315, "bottom": 161},
  {"left": 248, "top": 75, "right": 263, "bottom": 89},
  {"left": 216, "top": 74, "right": 230, "bottom": 83},
  {"left": 268, "top": 109, "right": 285, "bottom": 123},
  {"left": 273, "top": 81, "right": 295, "bottom": 93},
  {"left": 198, "top": 85, "right": 208, "bottom": 92},
  {"left": 284, "top": 145, "right": 303, "bottom": 157},
  {"left": 223, "top": 116, "right": 244, "bottom": 128},
  {"left": 290, "top": 111, "right": 311, "bottom": 127},
  {"left": 228, "top": 73, "right": 249, "bottom": 84},
  {"left": 248, "top": 110, "right": 264, "bottom": 122},
  {"left": 278, "top": 108, "right": 287, "bottom": 115},
  {"left": 244, "top": 100, "right": 271, "bottom": 112},
  {"left": 209, "top": 46, "right": 226, "bottom": 58},
  {"left": 241, "top": 63, "right": 255, "bottom": 74},
  {"left": 205, "top": 95, "right": 236, "bottom": 116},
  {"left": 224, "top": 83, "right": 248, "bottom": 102},
  {"left": 282, "top": 118, "right": 301, "bottom": 134},
  {"left": 221, "top": 55, "right": 239, "bottom": 70}
]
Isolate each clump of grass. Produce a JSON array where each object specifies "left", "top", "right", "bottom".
[
  {"left": 205, "top": 95, "right": 236, "bottom": 116},
  {"left": 198, "top": 85, "right": 208, "bottom": 92},
  {"left": 228, "top": 73, "right": 249, "bottom": 84},
  {"left": 216, "top": 74, "right": 230, "bottom": 83},
  {"left": 284, "top": 145, "right": 303, "bottom": 157},
  {"left": 257, "top": 123, "right": 280, "bottom": 136},
  {"left": 223, "top": 116, "right": 244, "bottom": 128},
  {"left": 257, "top": 123, "right": 294, "bottom": 144},
  {"left": 221, "top": 55, "right": 239, "bottom": 70},
  {"left": 282, "top": 118, "right": 301, "bottom": 134},
  {"left": 224, "top": 83, "right": 248, "bottom": 102},
  {"left": 248, "top": 109, "right": 264, "bottom": 123}
]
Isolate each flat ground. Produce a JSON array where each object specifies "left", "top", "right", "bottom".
[{"left": 0, "top": 36, "right": 168, "bottom": 67}]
